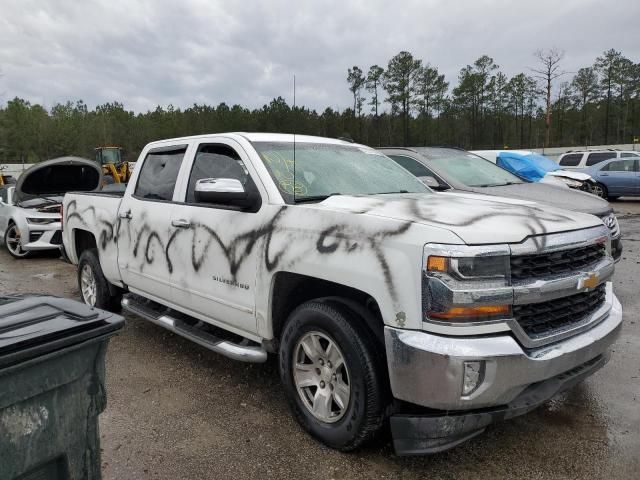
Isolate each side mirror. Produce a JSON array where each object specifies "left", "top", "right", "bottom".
[
  {"left": 419, "top": 176, "right": 448, "bottom": 190},
  {"left": 194, "top": 178, "right": 252, "bottom": 207}
]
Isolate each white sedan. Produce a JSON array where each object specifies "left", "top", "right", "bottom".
[{"left": 0, "top": 157, "right": 101, "bottom": 258}]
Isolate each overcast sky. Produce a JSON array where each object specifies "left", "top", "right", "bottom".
[{"left": 1, "top": 0, "right": 639, "bottom": 113}]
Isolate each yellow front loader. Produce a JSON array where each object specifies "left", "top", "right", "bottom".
[{"left": 95, "top": 146, "right": 131, "bottom": 184}]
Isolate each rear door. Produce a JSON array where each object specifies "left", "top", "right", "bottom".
[
  {"left": 117, "top": 144, "right": 190, "bottom": 303},
  {"left": 598, "top": 159, "right": 638, "bottom": 196}
]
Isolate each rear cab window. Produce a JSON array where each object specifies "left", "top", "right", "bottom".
[
  {"left": 133, "top": 145, "right": 188, "bottom": 202},
  {"left": 559, "top": 154, "right": 583, "bottom": 167}
]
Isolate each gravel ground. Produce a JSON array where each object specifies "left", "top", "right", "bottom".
[{"left": 1, "top": 200, "right": 639, "bottom": 480}]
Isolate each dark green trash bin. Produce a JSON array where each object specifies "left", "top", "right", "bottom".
[{"left": 0, "top": 295, "right": 124, "bottom": 480}]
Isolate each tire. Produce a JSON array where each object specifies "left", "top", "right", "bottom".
[
  {"left": 607, "top": 196, "right": 620, "bottom": 201},
  {"left": 4, "top": 222, "right": 30, "bottom": 259},
  {"left": 592, "top": 183, "right": 607, "bottom": 199},
  {"left": 77, "top": 248, "right": 122, "bottom": 311},
  {"left": 279, "top": 300, "right": 387, "bottom": 451}
]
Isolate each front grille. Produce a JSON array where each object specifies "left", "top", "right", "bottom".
[
  {"left": 514, "top": 284, "right": 606, "bottom": 338},
  {"left": 511, "top": 243, "right": 605, "bottom": 281},
  {"left": 50, "top": 230, "right": 62, "bottom": 245}
]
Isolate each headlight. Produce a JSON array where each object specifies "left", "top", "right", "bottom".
[
  {"left": 427, "top": 255, "right": 509, "bottom": 280},
  {"left": 27, "top": 217, "right": 58, "bottom": 225},
  {"left": 558, "top": 178, "right": 583, "bottom": 188},
  {"left": 423, "top": 244, "right": 511, "bottom": 323}
]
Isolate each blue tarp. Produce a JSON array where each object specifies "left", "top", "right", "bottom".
[{"left": 496, "top": 151, "right": 561, "bottom": 182}]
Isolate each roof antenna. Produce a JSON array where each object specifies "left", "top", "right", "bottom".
[{"left": 293, "top": 74, "right": 296, "bottom": 203}]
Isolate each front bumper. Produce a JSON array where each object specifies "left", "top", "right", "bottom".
[
  {"left": 390, "top": 352, "right": 608, "bottom": 455},
  {"left": 21, "top": 224, "right": 62, "bottom": 252},
  {"left": 384, "top": 290, "right": 622, "bottom": 454}
]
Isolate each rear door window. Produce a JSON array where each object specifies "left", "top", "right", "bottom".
[
  {"left": 586, "top": 152, "right": 615, "bottom": 166},
  {"left": 559, "top": 153, "right": 582, "bottom": 166},
  {"left": 134, "top": 146, "right": 187, "bottom": 201}
]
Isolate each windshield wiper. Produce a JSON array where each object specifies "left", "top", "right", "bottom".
[
  {"left": 474, "top": 182, "right": 519, "bottom": 187},
  {"left": 294, "top": 193, "right": 341, "bottom": 204},
  {"left": 18, "top": 195, "right": 60, "bottom": 208},
  {"left": 374, "top": 190, "right": 409, "bottom": 195}
]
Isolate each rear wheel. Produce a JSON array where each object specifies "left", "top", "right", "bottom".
[
  {"left": 77, "top": 248, "right": 122, "bottom": 311},
  {"left": 592, "top": 183, "right": 607, "bottom": 199},
  {"left": 4, "top": 223, "right": 30, "bottom": 258},
  {"left": 279, "top": 300, "right": 387, "bottom": 451}
]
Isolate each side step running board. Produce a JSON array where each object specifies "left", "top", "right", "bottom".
[{"left": 121, "top": 296, "right": 267, "bottom": 363}]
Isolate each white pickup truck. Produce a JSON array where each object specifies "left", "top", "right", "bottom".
[{"left": 62, "top": 133, "right": 622, "bottom": 455}]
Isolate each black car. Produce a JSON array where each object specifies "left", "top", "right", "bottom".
[{"left": 379, "top": 147, "right": 622, "bottom": 261}]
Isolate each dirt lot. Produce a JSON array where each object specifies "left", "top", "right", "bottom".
[{"left": 1, "top": 200, "right": 639, "bottom": 480}]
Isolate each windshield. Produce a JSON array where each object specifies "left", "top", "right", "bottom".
[
  {"left": 425, "top": 153, "right": 524, "bottom": 187},
  {"left": 253, "top": 142, "right": 430, "bottom": 202}
]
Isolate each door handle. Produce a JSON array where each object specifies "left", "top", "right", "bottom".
[
  {"left": 118, "top": 210, "right": 132, "bottom": 220},
  {"left": 171, "top": 219, "right": 192, "bottom": 229},
  {"left": 600, "top": 173, "right": 609, "bottom": 176}
]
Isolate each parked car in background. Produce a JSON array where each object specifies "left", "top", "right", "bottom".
[
  {"left": 582, "top": 157, "right": 640, "bottom": 200},
  {"left": 471, "top": 150, "right": 595, "bottom": 191},
  {"left": 380, "top": 147, "right": 622, "bottom": 261},
  {"left": 558, "top": 149, "right": 640, "bottom": 169},
  {"left": 0, "top": 157, "right": 102, "bottom": 258}
]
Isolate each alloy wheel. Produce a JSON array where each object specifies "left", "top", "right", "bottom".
[
  {"left": 292, "top": 331, "right": 351, "bottom": 423},
  {"left": 80, "top": 264, "right": 98, "bottom": 306}
]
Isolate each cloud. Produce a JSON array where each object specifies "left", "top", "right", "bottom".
[{"left": 0, "top": 0, "right": 638, "bottom": 113}]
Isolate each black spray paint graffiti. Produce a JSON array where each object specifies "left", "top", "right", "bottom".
[
  {"left": 65, "top": 200, "right": 416, "bottom": 304},
  {"left": 65, "top": 193, "right": 585, "bottom": 306}
]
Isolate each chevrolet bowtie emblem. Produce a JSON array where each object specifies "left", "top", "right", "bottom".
[{"left": 580, "top": 272, "right": 599, "bottom": 290}]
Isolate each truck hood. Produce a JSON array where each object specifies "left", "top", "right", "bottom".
[
  {"left": 464, "top": 182, "right": 611, "bottom": 217},
  {"left": 311, "top": 192, "right": 602, "bottom": 244},
  {"left": 14, "top": 156, "right": 102, "bottom": 204}
]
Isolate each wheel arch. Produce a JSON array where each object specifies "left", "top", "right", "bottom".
[{"left": 269, "top": 272, "right": 385, "bottom": 351}]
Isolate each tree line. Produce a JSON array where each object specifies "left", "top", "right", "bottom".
[{"left": 0, "top": 48, "right": 638, "bottom": 163}]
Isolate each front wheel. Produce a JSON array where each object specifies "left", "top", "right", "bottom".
[
  {"left": 77, "top": 248, "right": 122, "bottom": 311},
  {"left": 4, "top": 223, "right": 30, "bottom": 258},
  {"left": 279, "top": 300, "right": 387, "bottom": 451},
  {"left": 592, "top": 183, "right": 607, "bottom": 199}
]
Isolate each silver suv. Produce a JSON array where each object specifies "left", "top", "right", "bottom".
[{"left": 558, "top": 149, "right": 640, "bottom": 169}]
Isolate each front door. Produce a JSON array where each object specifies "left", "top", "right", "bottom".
[
  {"left": 599, "top": 159, "right": 638, "bottom": 196},
  {"left": 117, "top": 145, "right": 188, "bottom": 303},
  {"left": 168, "top": 140, "right": 265, "bottom": 336}
]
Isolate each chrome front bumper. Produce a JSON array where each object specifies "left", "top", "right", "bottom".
[{"left": 385, "top": 287, "right": 622, "bottom": 410}]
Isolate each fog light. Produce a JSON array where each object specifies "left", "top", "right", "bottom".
[{"left": 462, "top": 361, "right": 484, "bottom": 396}]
